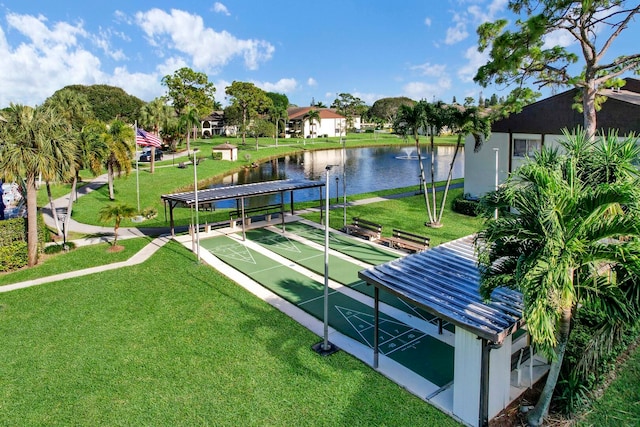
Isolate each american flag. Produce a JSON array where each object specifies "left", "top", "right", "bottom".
[{"left": 136, "top": 128, "right": 163, "bottom": 148}]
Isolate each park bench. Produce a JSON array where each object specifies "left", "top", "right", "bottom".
[
  {"left": 229, "top": 204, "right": 283, "bottom": 226},
  {"left": 343, "top": 217, "right": 382, "bottom": 241},
  {"left": 381, "top": 229, "right": 430, "bottom": 253}
]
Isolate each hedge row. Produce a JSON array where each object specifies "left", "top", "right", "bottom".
[
  {"left": 452, "top": 195, "right": 479, "bottom": 217},
  {"left": 0, "top": 213, "right": 51, "bottom": 272}
]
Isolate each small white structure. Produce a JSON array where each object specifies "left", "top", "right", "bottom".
[
  {"left": 465, "top": 78, "right": 640, "bottom": 199},
  {"left": 211, "top": 142, "right": 238, "bottom": 161}
]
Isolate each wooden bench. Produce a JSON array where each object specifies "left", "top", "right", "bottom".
[
  {"left": 229, "top": 204, "right": 283, "bottom": 226},
  {"left": 382, "top": 229, "right": 430, "bottom": 253},
  {"left": 343, "top": 217, "right": 382, "bottom": 241}
]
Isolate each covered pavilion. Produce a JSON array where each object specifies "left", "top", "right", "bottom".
[{"left": 160, "top": 179, "right": 326, "bottom": 237}]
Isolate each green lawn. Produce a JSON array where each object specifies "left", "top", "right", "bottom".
[{"left": 0, "top": 241, "right": 460, "bottom": 426}]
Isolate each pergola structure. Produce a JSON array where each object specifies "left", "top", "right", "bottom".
[
  {"left": 160, "top": 179, "right": 326, "bottom": 237},
  {"left": 359, "top": 235, "right": 526, "bottom": 427}
]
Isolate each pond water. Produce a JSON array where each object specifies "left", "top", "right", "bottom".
[{"left": 210, "top": 144, "right": 464, "bottom": 208}]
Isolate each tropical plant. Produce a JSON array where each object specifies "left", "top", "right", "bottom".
[
  {"left": 99, "top": 203, "right": 137, "bottom": 246},
  {"left": 0, "top": 104, "right": 73, "bottom": 266},
  {"left": 475, "top": 132, "right": 640, "bottom": 427},
  {"left": 304, "top": 109, "right": 321, "bottom": 138},
  {"left": 103, "top": 119, "right": 135, "bottom": 201},
  {"left": 179, "top": 107, "right": 200, "bottom": 158},
  {"left": 55, "top": 84, "right": 144, "bottom": 123},
  {"left": 474, "top": 1, "right": 640, "bottom": 139},
  {"left": 139, "top": 98, "right": 170, "bottom": 174},
  {"left": 438, "top": 105, "right": 491, "bottom": 224}
]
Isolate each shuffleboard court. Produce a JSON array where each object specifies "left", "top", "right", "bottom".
[
  {"left": 281, "top": 221, "right": 399, "bottom": 265},
  {"left": 245, "top": 227, "right": 453, "bottom": 332},
  {"left": 200, "top": 235, "right": 454, "bottom": 387}
]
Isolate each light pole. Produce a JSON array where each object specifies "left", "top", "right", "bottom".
[
  {"left": 493, "top": 148, "right": 499, "bottom": 220},
  {"left": 312, "top": 165, "right": 339, "bottom": 356},
  {"left": 193, "top": 148, "right": 201, "bottom": 263},
  {"left": 335, "top": 176, "right": 339, "bottom": 203},
  {"left": 58, "top": 214, "right": 67, "bottom": 251}
]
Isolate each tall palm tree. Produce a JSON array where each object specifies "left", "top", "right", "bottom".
[
  {"left": 437, "top": 104, "right": 491, "bottom": 223},
  {"left": 393, "top": 101, "right": 433, "bottom": 223},
  {"left": 99, "top": 203, "right": 137, "bottom": 246},
  {"left": 476, "top": 137, "right": 640, "bottom": 427},
  {"left": 0, "top": 104, "right": 73, "bottom": 266},
  {"left": 104, "top": 119, "right": 135, "bottom": 201},
  {"left": 179, "top": 107, "right": 200, "bottom": 159},
  {"left": 304, "top": 109, "right": 321, "bottom": 138},
  {"left": 45, "top": 90, "right": 94, "bottom": 237},
  {"left": 423, "top": 101, "right": 450, "bottom": 227}
]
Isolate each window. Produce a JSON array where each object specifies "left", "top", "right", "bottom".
[{"left": 513, "top": 138, "right": 541, "bottom": 157}]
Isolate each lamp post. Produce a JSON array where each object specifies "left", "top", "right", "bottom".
[
  {"left": 58, "top": 214, "right": 67, "bottom": 251},
  {"left": 493, "top": 148, "right": 499, "bottom": 220},
  {"left": 193, "top": 148, "right": 201, "bottom": 263},
  {"left": 312, "top": 165, "right": 339, "bottom": 356},
  {"left": 335, "top": 176, "right": 339, "bottom": 203}
]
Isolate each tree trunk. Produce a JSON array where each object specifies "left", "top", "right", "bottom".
[
  {"left": 527, "top": 306, "right": 573, "bottom": 426},
  {"left": 26, "top": 174, "right": 39, "bottom": 267},
  {"left": 186, "top": 131, "right": 191, "bottom": 160},
  {"left": 436, "top": 137, "right": 462, "bottom": 224},
  {"left": 108, "top": 163, "right": 115, "bottom": 200},
  {"left": 429, "top": 131, "right": 439, "bottom": 226},
  {"left": 113, "top": 220, "right": 120, "bottom": 246},
  {"left": 415, "top": 134, "right": 434, "bottom": 224},
  {"left": 583, "top": 82, "right": 598, "bottom": 141},
  {"left": 46, "top": 181, "right": 62, "bottom": 236}
]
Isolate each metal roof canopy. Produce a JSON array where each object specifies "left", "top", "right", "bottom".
[
  {"left": 358, "top": 235, "right": 524, "bottom": 344},
  {"left": 160, "top": 179, "right": 325, "bottom": 236}
]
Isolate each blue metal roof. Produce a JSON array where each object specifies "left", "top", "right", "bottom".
[{"left": 358, "top": 235, "right": 524, "bottom": 343}]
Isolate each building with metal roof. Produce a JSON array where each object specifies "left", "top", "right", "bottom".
[{"left": 359, "top": 235, "right": 537, "bottom": 427}]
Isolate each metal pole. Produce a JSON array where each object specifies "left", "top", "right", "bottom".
[
  {"left": 322, "top": 165, "right": 331, "bottom": 350},
  {"left": 194, "top": 149, "right": 200, "bottom": 262},
  {"left": 342, "top": 137, "right": 347, "bottom": 227},
  {"left": 135, "top": 121, "right": 140, "bottom": 213},
  {"left": 335, "top": 177, "right": 339, "bottom": 203},
  {"left": 493, "top": 148, "right": 499, "bottom": 220}
]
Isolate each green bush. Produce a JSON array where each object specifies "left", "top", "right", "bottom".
[
  {"left": 452, "top": 195, "right": 479, "bottom": 217},
  {"left": 211, "top": 151, "right": 222, "bottom": 160},
  {"left": 43, "top": 242, "right": 76, "bottom": 255},
  {"left": 0, "top": 241, "right": 28, "bottom": 271}
]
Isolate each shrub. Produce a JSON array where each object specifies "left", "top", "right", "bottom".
[
  {"left": 43, "top": 242, "right": 76, "bottom": 255},
  {"left": 211, "top": 151, "right": 222, "bottom": 160},
  {"left": 452, "top": 195, "right": 479, "bottom": 216},
  {"left": 0, "top": 242, "right": 28, "bottom": 271}
]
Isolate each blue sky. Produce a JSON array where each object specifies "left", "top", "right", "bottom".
[{"left": 0, "top": 1, "right": 637, "bottom": 109}]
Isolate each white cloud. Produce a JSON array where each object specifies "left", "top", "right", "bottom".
[
  {"left": 107, "top": 66, "right": 163, "bottom": 102},
  {"left": 307, "top": 77, "right": 317, "bottom": 86},
  {"left": 213, "top": 2, "right": 231, "bottom": 16},
  {"left": 409, "top": 62, "right": 447, "bottom": 77},
  {"left": 468, "top": 0, "right": 508, "bottom": 24},
  {"left": 253, "top": 78, "right": 298, "bottom": 94},
  {"left": 135, "top": 8, "right": 274, "bottom": 72},
  {"left": 424, "top": 17, "right": 432, "bottom": 27},
  {"left": 0, "top": 14, "right": 106, "bottom": 106},
  {"left": 458, "top": 46, "right": 489, "bottom": 82},
  {"left": 542, "top": 29, "right": 575, "bottom": 49},
  {"left": 445, "top": 21, "right": 468, "bottom": 45},
  {"left": 402, "top": 77, "right": 452, "bottom": 101}
]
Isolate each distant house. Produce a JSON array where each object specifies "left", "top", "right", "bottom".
[
  {"left": 286, "top": 107, "right": 347, "bottom": 138},
  {"left": 201, "top": 111, "right": 237, "bottom": 138},
  {"left": 464, "top": 78, "right": 640, "bottom": 199}
]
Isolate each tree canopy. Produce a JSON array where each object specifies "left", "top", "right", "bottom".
[
  {"left": 474, "top": 1, "right": 640, "bottom": 139},
  {"left": 53, "top": 85, "right": 144, "bottom": 123},
  {"left": 225, "top": 81, "right": 272, "bottom": 144},
  {"left": 369, "top": 97, "right": 415, "bottom": 124},
  {"left": 161, "top": 67, "right": 216, "bottom": 117},
  {"left": 331, "top": 93, "right": 367, "bottom": 130}
]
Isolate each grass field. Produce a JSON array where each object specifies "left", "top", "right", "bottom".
[{"left": 0, "top": 240, "right": 461, "bottom": 426}]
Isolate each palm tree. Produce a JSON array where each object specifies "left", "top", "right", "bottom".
[
  {"left": 45, "top": 90, "right": 94, "bottom": 237},
  {"left": 304, "top": 109, "right": 321, "bottom": 138},
  {"left": 0, "top": 104, "right": 73, "bottom": 266},
  {"left": 423, "top": 101, "right": 450, "bottom": 227},
  {"left": 104, "top": 119, "right": 135, "bottom": 201},
  {"left": 437, "top": 104, "right": 491, "bottom": 223},
  {"left": 99, "top": 203, "right": 137, "bottom": 246},
  {"left": 139, "top": 98, "right": 169, "bottom": 174},
  {"left": 476, "top": 135, "right": 640, "bottom": 427},
  {"left": 393, "top": 101, "right": 433, "bottom": 223},
  {"left": 179, "top": 107, "right": 200, "bottom": 159}
]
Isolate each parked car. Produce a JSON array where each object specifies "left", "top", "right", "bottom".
[{"left": 139, "top": 149, "right": 163, "bottom": 162}]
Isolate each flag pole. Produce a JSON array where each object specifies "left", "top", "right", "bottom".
[{"left": 135, "top": 121, "right": 140, "bottom": 213}]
